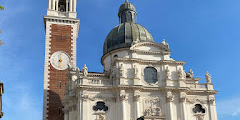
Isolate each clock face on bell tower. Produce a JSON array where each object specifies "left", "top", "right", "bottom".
[
  {"left": 50, "top": 51, "right": 71, "bottom": 70},
  {"left": 43, "top": 0, "right": 79, "bottom": 120}
]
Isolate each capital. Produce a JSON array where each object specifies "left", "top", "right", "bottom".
[
  {"left": 166, "top": 95, "right": 174, "bottom": 102},
  {"left": 133, "top": 95, "right": 140, "bottom": 101},
  {"left": 120, "top": 95, "right": 127, "bottom": 101},
  {"left": 82, "top": 95, "right": 89, "bottom": 101}
]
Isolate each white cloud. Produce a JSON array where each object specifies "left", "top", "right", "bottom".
[{"left": 217, "top": 97, "right": 240, "bottom": 117}]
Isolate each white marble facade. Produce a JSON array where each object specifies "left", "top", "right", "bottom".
[{"left": 64, "top": 41, "right": 218, "bottom": 120}]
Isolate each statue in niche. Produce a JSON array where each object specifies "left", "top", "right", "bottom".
[
  {"left": 178, "top": 68, "right": 184, "bottom": 79},
  {"left": 133, "top": 65, "right": 138, "bottom": 78},
  {"left": 82, "top": 64, "right": 88, "bottom": 77},
  {"left": 186, "top": 69, "right": 194, "bottom": 78},
  {"left": 165, "top": 67, "right": 171, "bottom": 79},
  {"left": 119, "top": 64, "right": 124, "bottom": 77},
  {"left": 111, "top": 67, "right": 116, "bottom": 79},
  {"left": 205, "top": 71, "right": 211, "bottom": 83}
]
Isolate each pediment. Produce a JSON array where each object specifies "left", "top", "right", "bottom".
[{"left": 130, "top": 42, "right": 171, "bottom": 54}]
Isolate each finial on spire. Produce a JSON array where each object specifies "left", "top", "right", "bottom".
[{"left": 125, "top": 0, "right": 129, "bottom": 3}]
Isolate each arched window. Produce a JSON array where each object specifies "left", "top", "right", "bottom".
[{"left": 144, "top": 67, "right": 158, "bottom": 84}]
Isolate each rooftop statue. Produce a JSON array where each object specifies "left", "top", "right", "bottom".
[
  {"left": 82, "top": 64, "right": 88, "bottom": 77},
  {"left": 186, "top": 69, "right": 194, "bottom": 78},
  {"left": 205, "top": 71, "right": 212, "bottom": 83}
]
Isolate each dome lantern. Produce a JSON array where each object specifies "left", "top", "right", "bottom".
[{"left": 118, "top": 0, "right": 137, "bottom": 23}]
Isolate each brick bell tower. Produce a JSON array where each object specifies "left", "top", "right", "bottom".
[{"left": 43, "top": 0, "right": 79, "bottom": 120}]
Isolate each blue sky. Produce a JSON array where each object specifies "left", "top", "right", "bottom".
[{"left": 0, "top": 0, "right": 240, "bottom": 120}]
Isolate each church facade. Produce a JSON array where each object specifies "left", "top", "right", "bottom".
[{"left": 43, "top": 0, "right": 218, "bottom": 120}]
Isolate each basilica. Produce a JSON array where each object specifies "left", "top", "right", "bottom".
[{"left": 43, "top": 0, "right": 218, "bottom": 120}]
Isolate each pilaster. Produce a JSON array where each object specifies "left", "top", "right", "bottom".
[
  {"left": 134, "top": 91, "right": 141, "bottom": 119},
  {"left": 64, "top": 111, "right": 69, "bottom": 120},
  {"left": 208, "top": 96, "right": 217, "bottom": 120},
  {"left": 119, "top": 90, "right": 127, "bottom": 120},
  {"left": 166, "top": 91, "right": 174, "bottom": 120},
  {"left": 82, "top": 94, "right": 89, "bottom": 120},
  {"left": 179, "top": 92, "right": 187, "bottom": 120},
  {"left": 78, "top": 92, "right": 82, "bottom": 120}
]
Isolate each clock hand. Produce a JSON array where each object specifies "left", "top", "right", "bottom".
[
  {"left": 59, "top": 54, "right": 63, "bottom": 68},
  {"left": 58, "top": 54, "right": 62, "bottom": 68}
]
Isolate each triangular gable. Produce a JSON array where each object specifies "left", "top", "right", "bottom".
[{"left": 130, "top": 42, "right": 171, "bottom": 53}]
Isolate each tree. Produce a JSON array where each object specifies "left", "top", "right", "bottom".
[
  {"left": 0, "top": 6, "right": 4, "bottom": 10},
  {"left": 0, "top": 30, "right": 3, "bottom": 46},
  {"left": 0, "top": 4, "right": 4, "bottom": 46}
]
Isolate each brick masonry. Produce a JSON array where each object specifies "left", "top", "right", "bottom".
[{"left": 47, "top": 24, "right": 73, "bottom": 120}]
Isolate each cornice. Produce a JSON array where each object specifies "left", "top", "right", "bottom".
[
  {"left": 131, "top": 49, "right": 170, "bottom": 55},
  {"left": 186, "top": 78, "right": 201, "bottom": 81},
  {"left": 75, "top": 85, "right": 217, "bottom": 95},
  {"left": 113, "top": 58, "right": 186, "bottom": 65},
  {"left": 130, "top": 42, "right": 170, "bottom": 52},
  {"left": 43, "top": 15, "right": 80, "bottom": 34},
  {"left": 44, "top": 15, "right": 80, "bottom": 24},
  {"left": 86, "top": 72, "right": 105, "bottom": 77}
]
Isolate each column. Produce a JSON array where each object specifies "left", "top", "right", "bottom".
[
  {"left": 120, "top": 95, "right": 126, "bottom": 120},
  {"left": 48, "top": 0, "right": 52, "bottom": 9},
  {"left": 73, "top": 0, "right": 76, "bottom": 12},
  {"left": 166, "top": 92, "right": 174, "bottom": 120},
  {"left": 69, "top": 0, "right": 73, "bottom": 12},
  {"left": 180, "top": 97, "right": 187, "bottom": 120},
  {"left": 56, "top": 0, "right": 59, "bottom": 11},
  {"left": 52, "top": 0, "right": 56, "bottom": 10},
  {"left": 66, "top": 0, "right": 69, "bottom": 12},
  {"left": 134, "top": 95, "right": 140, "bottom": 119}
]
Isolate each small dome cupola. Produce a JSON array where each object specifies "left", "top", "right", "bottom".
[{"left": 118, "top": 0, "right": 137, "bottom": 23}]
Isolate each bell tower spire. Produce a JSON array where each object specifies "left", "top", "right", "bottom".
[{"left": 47, "top": 0, "right": 77, "bottom": 18}]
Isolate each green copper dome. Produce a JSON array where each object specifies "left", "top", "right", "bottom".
[{"left": 103, "top": 0, "right": 155, "bottom": 55}]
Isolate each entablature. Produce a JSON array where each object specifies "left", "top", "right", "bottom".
[{"left": 113, "top": 58, "right": 186, "bottom": 66}]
